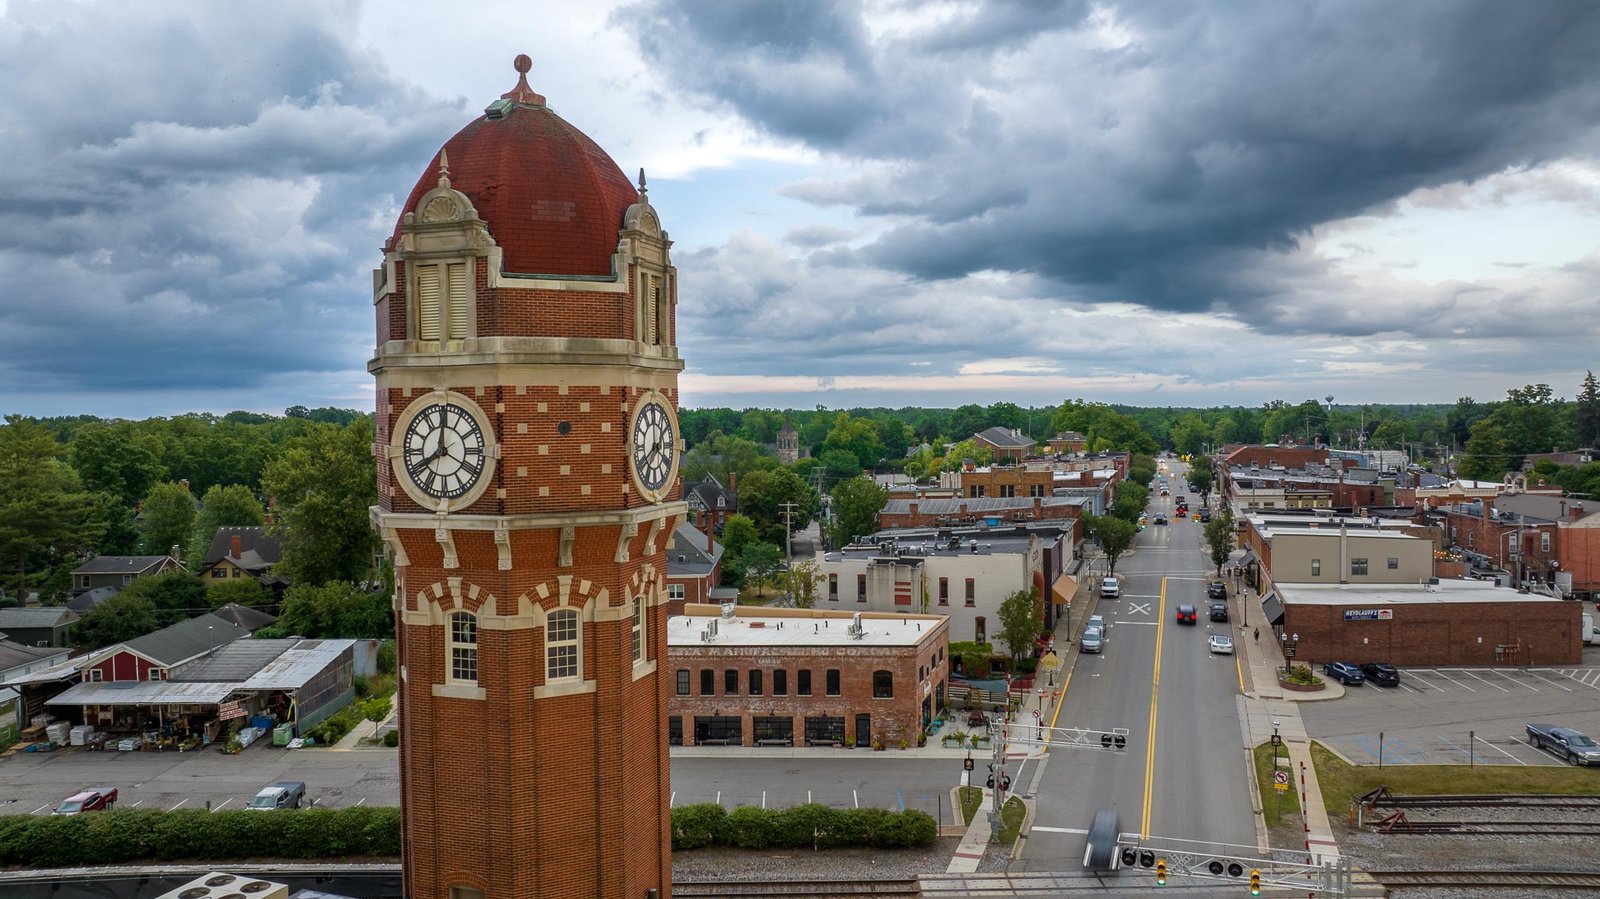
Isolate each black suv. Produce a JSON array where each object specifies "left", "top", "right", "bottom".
[
  {"left": 1207, "top": 581, "right": 1227, "bottom": 600},
  {"left": 1176, "top": 604, "right": 1197, "bottom": 624},
  {"left": 1208, "top": 602, "right": 1229, "bottom": 622},
  {"left": 1361, "top": 663, "right": 1400, "bottom": 687}
]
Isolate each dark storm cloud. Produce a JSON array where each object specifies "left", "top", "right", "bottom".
[
  {"left": 0, "top": 1, "right": 465, "bottom": 400},
  {"left": 622, "top": 0, "right": 1600, "bottom": 331}
]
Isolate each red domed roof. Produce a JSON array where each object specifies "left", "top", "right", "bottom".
[{"left": 394, "top": 58, "right": 639, "bottom": 278}]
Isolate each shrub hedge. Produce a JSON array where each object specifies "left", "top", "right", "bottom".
[
  {"left": 0, "top": 803, "right": 934, "bottom": 865},
  {"left": 0, "top": 807, "right": 401, "bottom": 867},
  {"left": 670, "top": 803, "right": 937, "bottom": 851}
]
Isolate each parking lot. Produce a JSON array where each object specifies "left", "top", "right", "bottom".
[{"left": 1304, "top": 665, "right": 1600, "bottom": 767}]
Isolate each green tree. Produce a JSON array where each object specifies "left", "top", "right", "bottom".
[
  {"left": 1111, "top": 481, "right": 1149, "bottom": 523},
  {"left": 936, "top": 438, "right": 992, "bottom": 472},
  {"left": 718, "top": 515, "right": 760, "bottom": 586},
  {"left": 1188, "top": 455, "right": 1217, "bottom": 501},
  {"left": 1459, "top": 417, "right": 1512, "bottom": 481},
  {"left": 67, "top": 422, "right": 166, "bottom": 508},
  {"left": 187, "top": 484, "right": 266, "bottom": 565},
  {"left": 1083, "top": 514, "right": 1136, "bottom": 573},
  {"left": 116, "top": 571, "right": 209, "bottom": 627},
  {"left": 817, "top": 448, "right": 864, "bottom": 482},
  {"left": 1203, "top": 510, "right": 1236, "bottom": 575},
  {"left": 996, "top": 586, "right": 1043, "bottom": 665},
  {"left": 827, "top": 476, "right": 890, "bottom": 549},
  {"left": 735, "top": 468, "right": 816, "bottom": 547},
  {"left": 1050, "top": 400, "right": 1158, "bottom": 454},
  {"left": 74, "top": 594, "right": 160, "bottom": 648},
  {"left": 206, "top": 577, "right": 269, "bottom": 609},
  {"left": 0, "top": 416, "right": 105, "bottom": 601},
  {"left": 138, "top": 482, "right": 197, "bottom": 556},
  {"left": 737, "top": 542, "right": 784, "bottom": 597},
  {"left": 260, "top": 420, "right": 379, "bottom": 586},
  {"left": 1169, "top": 414, "right": 1211, "bottom": 456},
  {"left": 679, "top": 432, "right": 777, "bottom": 486},
  {"left": 777, "top": 558, "right": 824, "bottom": 608},
  {"left": 277, "top": 581, "right": 393, "bottom": 639},
  {"left": 822, "top": 413, "right": 886, "bottom": 471},
  {"left": 1575, "top": 371, "right": 1600, "bottom": 449}
]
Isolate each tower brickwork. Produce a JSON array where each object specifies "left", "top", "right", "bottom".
[{"left": 372, "top": 56, "right": 681, "bottom": 899}]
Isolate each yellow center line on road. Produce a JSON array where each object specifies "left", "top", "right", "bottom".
[{"left": 1140, "top": 576, "right": 1166, "bottom": 839}]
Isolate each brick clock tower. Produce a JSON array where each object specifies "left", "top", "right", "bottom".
[{"left": 371, "top": 56, "right": 681, "bottom": 899}]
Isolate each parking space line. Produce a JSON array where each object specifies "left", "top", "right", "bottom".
[
  {"left": 30, "top": 804, "right": 48, "bottom": 815},
  {"left": 212, "top": 798, "right": 233, "bottom": 812},
  {"left": 1549, "top": 669, "right": 1600, "bottom": 691},
  {"left": 1404, "top": 672, "right": 1445, "bottom": 691},
  {"left": 1426, "top": 670, "right": 1476, "bottom": 692},
  {"left": 1396, "top": 681, "right": 1425, "bottom": 694},
  {"left": 1437, "top": 735, "right": 1474, "bottom": 761},
  {"left": 1489, "top": 670, "right": 1540, "bottom": 691},
  {"left": 1474, "top": 736, "right": 1526, "bottom": 765},
  {"left": 170, "top": 798, "right": 188, "bottom": 811},
  {"left": 1453, "top": 670, "right": 1511, "bottom": 692},
  {"left": 1517, "top": 670, "right": 1573, "bottom": 692},
  {"left": 128, "top": 800, "right": 143, "bottom": 807}
]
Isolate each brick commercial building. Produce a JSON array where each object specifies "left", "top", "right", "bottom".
[
  {"left": 666, "top": 604, "right": 949, "bottom": 749},
  {"left": 1269, "top": 580, "right": 1581, "bottom": 667},
  {"left": 373, "top": 57, "right": 678, "bottom": 899},
  {"left": 878, "top": 495, "right": 1090, "bottom": 529}
]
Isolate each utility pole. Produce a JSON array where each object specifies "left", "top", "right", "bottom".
[{"left": 780, "top": 502, "right": 799, "bottom": 562}]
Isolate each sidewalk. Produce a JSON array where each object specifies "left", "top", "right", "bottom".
[
  {"left": 1235, "top": 585, "right": 1341, "bottom": 862},
  {"left": 330, "top": 693, "right": 397, "bottom": 751}
]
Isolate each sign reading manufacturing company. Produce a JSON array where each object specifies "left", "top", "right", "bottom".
[{"left": 1343, "top": 609, "right": 1393, "bottom": 621}]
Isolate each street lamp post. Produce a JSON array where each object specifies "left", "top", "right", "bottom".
[{"left": 1281, "top": 632, "right": 1291, "bottom": 676}]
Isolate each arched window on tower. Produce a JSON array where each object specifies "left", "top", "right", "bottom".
[
  {"left": 631, "top": 596, "right": 645, "bottom": 663},
  {"left": 547, "top": 609, "right": 580, "bottom": 681},
  {"left": 448, "top": 611, "right": 478, "bottom": 683},
  {"left": 653, "top": 277, "right": 669, "bottom": 346}
]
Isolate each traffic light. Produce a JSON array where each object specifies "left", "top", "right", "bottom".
[
  {"left": 1155, "top": 859, "right": 1167, "bottom": 885},
  {"left": 1250, "top": 868, "right": 1261, "bottom": 895},
  {"left": 1120, "top": 847, "right": 1138, "bottom": 868}
]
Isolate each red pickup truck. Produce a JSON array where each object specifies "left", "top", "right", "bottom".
[{"left": 53, "top": 787, "right": 117, "bottom": 815}]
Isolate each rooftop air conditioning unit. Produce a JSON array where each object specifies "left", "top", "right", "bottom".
[{"left": 155, "top": 873, "right": 289, "bottom": 899}]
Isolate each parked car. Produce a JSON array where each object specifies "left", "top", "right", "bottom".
[
  {"left": 247, "top": 781, "right": 306, "bottom": 810},
  {"left": 1100, "top": 577, "right": 1120, "bottom": 599},
  {"left": 1081, "top": 627, "right": 1105, "bottom": 654},
  {"left": 1526, "top": 724, "right": 1600, "bottom": 766},
  {"left": 1208, "top": 634, "right": 1234, "bottom": 655},
  {"left": 53, "top": 787, "right": 116, "bottom": 815},
  {"left": 1208, "top": 602, "right": 1229, "bottom": 622},
  {"left": 1360, "top": 663, "right": 1400, "bottom": 687},
  {"left": 1087, "top": 614, "right": 1106, "bottom": 633},
  {"left": 1207, "top": 581, "right": 1227, "bottom": 600},
  {"left": 1175, "top": 604, "right": 1197, "bottom": 625},
  {"left": 1323, "top": 661, "right": 1365, "bottom": 685},
  {"left": 1198, "top": 509, "right": 1212, "bottom": 522}
]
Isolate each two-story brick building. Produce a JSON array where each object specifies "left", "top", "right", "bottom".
[{"left": 666, "top": 603, "right": 949, "bottom": 749}]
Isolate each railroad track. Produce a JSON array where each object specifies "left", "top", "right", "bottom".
[
  {"left": 1371, "top": 869, "right": 1600, "bottom": 890},
  {"left": 1366, "top": 792, "right": 1600, "bottom": 810},
  {"left": 674, "top": 877, "right": 921, "bottom": 897},
  {"left": 1378, "top": 820, "right": 1600, "bottom": 836}
]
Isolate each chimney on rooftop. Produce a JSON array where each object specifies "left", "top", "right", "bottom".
[
  {"left": 231, "top": 534, "right": 242, "bottom": 559},
  {"left": 180, "top": 479, "right": 189, "bottom": 492}
]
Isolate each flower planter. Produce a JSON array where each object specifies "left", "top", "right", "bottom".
[{"left": 1278, "top": 673, "right": 1326, "bottom": 693}]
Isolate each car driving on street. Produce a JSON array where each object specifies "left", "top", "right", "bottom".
[{"left": 1176, "top": 604, "right": 1197, "bottom": 624}]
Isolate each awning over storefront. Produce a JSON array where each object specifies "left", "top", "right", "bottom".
[
  {"left": 1239, "top": 549, "right": 1258, "bottom": 568},
  {"left": 48, "top": 681, "right": 237, "bottom": 707},
  {"left": 1051, "top": 573, "right": 1079, "bottom": 606},
  {"left": 1259, "top": 591, "right": 1283, "bottom": 626}
]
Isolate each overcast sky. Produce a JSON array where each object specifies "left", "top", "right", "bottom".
[{"left": 3, "top": 0, "right": 1598, "bottom": 418}]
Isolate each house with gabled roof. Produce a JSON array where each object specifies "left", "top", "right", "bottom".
[
  {"left": 0, "top": 607, "right": 79, "bottom": 648},
  {"left": 684, "top": 474, "right": 737, "bottom": 536},
  {"left": 71, "top": 553, "right": 184, "bottom": 595},
  {"left": 66, "top": 586, "right": 120, "bottom": 616},
  {"left": 973, "top": 426, "right": 1036, "bottom": 461},
  {"left": 82, "top": 613, "right": 252, "bottom": 684},
  {"left": 665, "top": 522, "right": 724, "bottom": 612},
  {"left": 199, "top": 527, "right": 287, "bottom": 594}
]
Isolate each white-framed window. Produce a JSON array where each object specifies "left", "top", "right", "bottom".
[
  {"left": 547, "top": 609, "right": 579, "bottom": 681},
  {"left": 667, "top": 583, "right": 685, "bottom": 600},
  {"left": 1542, "top": 532, "right": 1551, "bottom": 553},
  {"left": 88, "top": 669, "right": 103, "bottom": 682},
  {"left": 631, "top": 596, "right": 645, "bottom": 664},
  {"left": 147, "top": 668, "right": 164, "bottom": 681},
  {"left": 1387, "top": 557, "right": 1399, "bottom": 570},
  {"left": 1311, "top": 559, "right": 1321, "bottom": 577},
  {"left": 448, "top": 611, "right": 478, "bottom": 683},
  {"left": 122, "top": 575, "right": 132, "bottom": 585}
]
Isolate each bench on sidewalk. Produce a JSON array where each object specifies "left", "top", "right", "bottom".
[{"left": 755, "top": 738, "right": 793, "bottom": 747}]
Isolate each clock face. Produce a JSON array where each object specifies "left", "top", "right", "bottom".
[
  {"left": 631, "top": 400, "right": 675, "bottom": 496},
  {"left": 401, "top": 402, "right": 487, "bottom": 500}
]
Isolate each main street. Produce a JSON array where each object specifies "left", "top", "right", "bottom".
[{"left": 1018, "top": 461, "right": 1258, "bottom": 870}]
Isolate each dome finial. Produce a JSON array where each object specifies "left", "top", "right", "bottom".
[
  {"left": 502, "top": 53, "right": 546, "bottom": 106},
  {"left": 437, "top": 149, "right": 451, "bottom": 189},
  {"left": 637, "top": 168, "right": 648, "bottom": 197}
]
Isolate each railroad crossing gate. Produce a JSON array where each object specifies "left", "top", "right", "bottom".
[{"left": 1115, "top": 835, "right": 1354, "bottom": 895}]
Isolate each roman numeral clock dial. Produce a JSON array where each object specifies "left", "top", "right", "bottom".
[
  {"left": 396, "top": 396, "right": 494, "bottom": 508},
  {"left": 629, "top": 395, "right": 678, "bottom": 503}
]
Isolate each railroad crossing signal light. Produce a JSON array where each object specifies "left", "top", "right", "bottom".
[
  {"left": 1155, "top": 859, "right": 1167, "bottom": 885},
  {"left": 1250, "top": 868, "right": 1261, "bottom": 894},
  {"left": 1138, "top": 850, "right": 1155, "bottom": 868},
  {"left": 1120, "top": 847, "right": 1138, "bottom": 868}
]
